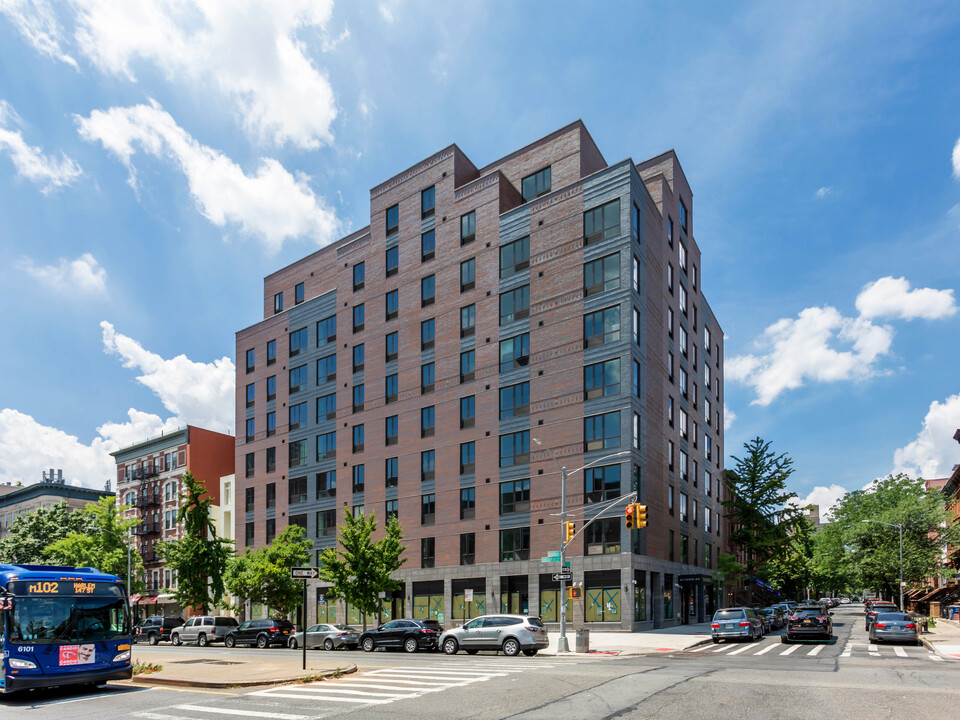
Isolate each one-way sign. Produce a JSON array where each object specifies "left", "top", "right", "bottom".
[
  {"left": 552, "top": 572, "right": 573, "bottom": 582},
  {"left": 291, "top": 567, "right": 319, "bottom": 579}
]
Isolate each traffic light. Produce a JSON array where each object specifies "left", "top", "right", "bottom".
[
  {"left": 635, "top": 504, "right": 648, "bottom": 529},
  {"left": 625, "top": 503, "right": 636, "bottom": 529},
  {"left": 564, "top": 521, "right": 575, "bottom": 544},
  {"left": 568, "top": 587, "right": 582, "bottom": 599}
]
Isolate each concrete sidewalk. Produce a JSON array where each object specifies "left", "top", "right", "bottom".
[
  {"left": 541, "top": 622, "right": 713, "bottom": 656},
  {"left": 920, "top": 617, "right": 960, "bottom": 660},
  {"left": 128, "top": 648, "right": 357, "bottom": 688}
]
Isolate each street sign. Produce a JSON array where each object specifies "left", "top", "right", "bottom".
[
  {"left": 465, "top": 589, "right": 474, "bottom": 603},
  {"left": 291, "top": 567, "right": 319, "bottom": 579},
  {"left": 553, "top": 572, "right": 573, "bottom": 582},
  {"left": 378, "top": 591, "right": 386, "bottom": 598},
  {"left": 541, "top": 551, "right": 561, "bottom": 562}
]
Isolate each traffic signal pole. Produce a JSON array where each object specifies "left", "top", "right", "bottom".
[{"left": 559, "top": 465, "right": 569, "bottom": 653}]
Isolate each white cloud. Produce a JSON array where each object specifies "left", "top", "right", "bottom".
[
  {"left": 789, "top": 484, "right": 849, "bottom": 522},
  {"left": 953, "top": 137, "right": 960, "bottom": 178},
  {"left": 100, "top": 320, "right": 234, "bottom": 435},
  {"left": 724, "top": 403, "right": 736, "bottom": 431},
  {"left": 378, "top": 3, "right": 395, "bottom": 22},
  {"left": 855, "top": 276, "right": 957, "bottom": 321},
  {"left": 815, "top": 186, "right": 833, "bottom": 198},
  {"left": 893, "top": 392, "right": 960, "bottom": 479},
  {"left": 18, "top": 252, "right": 107, "bottom": 295},
  {"left": 0, "top": 99, "right": 82, "bottom": 192},
  {"left": 727, "top": 306, "right": 893, "bottom": 406},
  {"left": 0, "top": 0, "right": 77, "bottom": 67},
  {"left": 76, "top": 101, "right": 340, "bottom": 252}
]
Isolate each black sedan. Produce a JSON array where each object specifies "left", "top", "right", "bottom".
[
  {"left": 224, "top": 618, "right": 296, "bottom": 648},
  {"left": 359, "top": 618, "right": 443, "bottom": 653},
  {"left": 782, "top": 605, "right": 833, "bottom": 642}
]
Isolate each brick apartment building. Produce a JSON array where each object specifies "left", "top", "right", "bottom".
[
  {"left": 112, "top": 425, "right": 234, "bottom": 617},
  {"left": 235, "top": 121, "right": 726, "bottom": 630}
]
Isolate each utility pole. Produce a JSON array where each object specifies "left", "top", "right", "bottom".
[{"left": 558, "top": 465, "right": 569, "bottom": 653}]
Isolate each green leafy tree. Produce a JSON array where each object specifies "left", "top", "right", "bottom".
[
  {"left": 765, "top": 514, "right": 816, "bottom": 600},
  {"left": 317, "top": 505, "right": 407, "bottom": 630},
  {"left": 224, "top": 525, "right": 313, "bottom": 617},
  {"left": 723, "top": 437, "right": 802, "bottom": 603},
  {"left": 44, "top": 496, "right": 146, "bottom": 593},
  {"left": 157, "top": 472, "right": 232, "bottom": 613},
  {"left": 0, "top": 501, "right": 94, "bottom": 564}
]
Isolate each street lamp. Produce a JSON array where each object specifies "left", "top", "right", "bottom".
[
  {"left": 862, "top": 519, "right": 904, "bottom": 610},
  {"left": 533, "top": 437, "right": 630, "bottom": 652}
]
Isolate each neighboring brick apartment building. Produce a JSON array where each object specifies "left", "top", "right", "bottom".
[
  {"left": 236, "top": 121, "right": 725, "bottom": 630},
  {"left": 111, "top": 426, "right": 234, "bottom": 617}
]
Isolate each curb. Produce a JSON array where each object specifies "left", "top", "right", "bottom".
[{"left": 130, "top": 663, "right": 358, "bottom": 689}]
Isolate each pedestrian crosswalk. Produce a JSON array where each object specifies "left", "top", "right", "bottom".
[
  {"left": 247, "top": 660, "right": 560, "bottom": 708},
  {"left": 689, "top": 639, "right": 941, "bottom": 661}
]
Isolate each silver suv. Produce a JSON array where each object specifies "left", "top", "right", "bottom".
[
  {"left": 171, "top": 616, "right": 239, "bottom": 646},
  {"left": 710, "top": 607, "right": 763, "bottom": 643},
  {"left": 439, "top": 615, "right": 549, "bottom": 657}
]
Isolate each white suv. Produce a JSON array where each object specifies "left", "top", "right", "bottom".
[{"left": 440, "top": 615, "right": 549, "bottom": 657}]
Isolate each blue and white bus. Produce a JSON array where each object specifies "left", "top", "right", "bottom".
[{"left": 0, "top": 564, "right": 133, "bottom": 693}]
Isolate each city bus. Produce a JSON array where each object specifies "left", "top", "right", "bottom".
[{"left": 0, "top": 564, "right": 133, "bottom": 693}]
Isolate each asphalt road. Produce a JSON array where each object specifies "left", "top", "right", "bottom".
[{"left": 6, "top": 606, "right": 960, "bottom": 719}]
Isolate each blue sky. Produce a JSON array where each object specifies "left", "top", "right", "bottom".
[{"left": 0, "top": 1, "right": 958, "bottom": 516}]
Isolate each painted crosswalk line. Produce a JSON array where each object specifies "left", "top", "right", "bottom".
[{"left": 779, "top": 643, "right": 801, "bottom": 656}]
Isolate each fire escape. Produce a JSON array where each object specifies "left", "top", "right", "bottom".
[{"left": 133, "top": 462, "right": 162, "bottom": 567}]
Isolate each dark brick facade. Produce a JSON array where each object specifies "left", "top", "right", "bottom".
[{"left": 236, "top": 122, "right": 725, "bottom": 630}]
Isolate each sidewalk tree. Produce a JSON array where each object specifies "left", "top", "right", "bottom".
[
  {"left": 0, "top": 501, "right": 94, "bottom": 565},
  {"left": 765, "top": 514, "right": 816, "bottom": 600},
  {"left": 43, "top": 496, "right": 146, "bottom": 593},
  {"left": 317, "top": 505, "right": 406, "bottom": 630},
  {"left": 224, "top": 525, "right": 313, "bottom": 617},
  {"left": 157, "top": 472, "right": 232, "bottom": 613},
  {"left": 723, "top": 437, "right": 801, "bottom": 604}
]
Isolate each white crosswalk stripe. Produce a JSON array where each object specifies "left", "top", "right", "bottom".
[
  {"left": 686, "top": 639, "right": 943, "bottom": 661},
  {"left": 807, "top": 644, "right": 826, "bottom": 656},
  {"left": 779, "top": 644, "right": 801, "bottom": 656},
  {"left": 893, "top": 646, "right": 908, "bottom": 657}
]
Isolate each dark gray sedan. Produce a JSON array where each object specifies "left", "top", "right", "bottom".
[{"left": 869, "top": 613, "right": 922, "bottom": 646}]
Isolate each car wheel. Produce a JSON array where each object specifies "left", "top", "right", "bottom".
[
  {"left": 225, "top": 635, "right": 236, "bottom": 648},
  {"left": 442, "top": 638, "right": 459, "bottom": 655},
  {"left": 148, "top": 633, "right": 159, "bottom": 646},
  {"left": 712, "top": 638, "right": 720, "bottom": 644},
  {"left": 256, "top": 634, "right": 268, "bottom": 649},
  {"left": 502, "top": 638, "right": 521, "bottom": 657},
  {"left": 324, "top": 638, "right": 335, "bottom": 651},
  {"left": 172, "top": 633, "right": 182, "bottom": 646},
  {"left": 523, "top": 649, "right": 538, "bottom": 657},
  {"left": 198, "top": 633, "right": 208, "bottom": 647},
  {"left": 404, "top": 637, "right": 418, "bottom": 653},
  {"left": 363, "top": 637, "right": 375, "bottom": 652},
  {"left": 289, "top": 638, "right": 298, "bottom": 650},
  {"left": 466, "top": 649, "right": 479, "bottom": 655},
  {"left": 781, "top": 635, "right": 789, "bottom": 644}
]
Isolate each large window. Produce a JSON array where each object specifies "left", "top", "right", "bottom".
[
  {"left": 421, "top": 450, "right": 435, "bottom": 481},
  {"left": 385, "top": 457, "right": 398, "bottom": 488},
  {"left": 460, "top": 487, "right": 475, "bottom": 519},
  {"left": 460, "top": 211, "right": 476, "bottom": 245},
  {"left": 353, "top": 343, "right": 365, "bottom": 372},
  {"left": 353, "top": 304, "right": 365, "bottom": 332},
  {"left": 317, "top": 315, "right": 336, "bottom": 344},
  {"left": 289, "top": 364, "right": 308, "bottom": 394},
  {"left": 461, "top": 304, "right": 475, "bottom": 338},
  {"left": 386, "top": 203, "right": 399, "bottom": 236},
  {"left": 289, "top": 402, "right": 308, "bottom": 431},
  {"left": 499, "top": 285, "right": 529, "bottom": 324},
  {"left": 386, "top": 245, "right": 399, "bottom": 277},
  {"left": 421, "top": 405, "right": 435, "bottom": 437},
  {"left": 352, "top": 384, "right": 365, "bottom": 412},
  {"left": 289, "top": 439, "right": 307, "bottom": 468},
  {"left": 500, "top": 527, "right": 530, "bottom": 561},
  {"left": 500, "top": 430, "right": 530, "bottom": 467},
  {"left": 317, "top": 509, "right": 336, "bottom": 538},
  {"left": 584, "top": 306, "right": 620, "bottom": 348},
  {"left": 421, "top": 494, "right": 435, "bottom": 525},
  {"left": 460, "top": 258, "right": 476, "bottom": 292},
  {"left": 385, "top": 373, "right": 399, "bottom": 404},
  {"left": 385, "top": 415, "right": 398, "bottom": 446},
  {"left": 289, "top": 476, "right": 307, "bottom": 504},
  {"left": 386, "top": 331, "right": 399, "bottom": 362},
  {"left": 421, "top": 318, "right": 435, "bottom": 351},
  {"left": 583, "top": 198, "right": 621, "bottom": 245},
  {"left": 460, "top": 395, "right": 475, "bottom": 429},
  {"left": 353, "top": 262, "right": 365, "bottom": 291},
  {"left": 460, "top": 441, "right": 475, "bottom": 475},
  {"left": 317, "top": 354, "right": 336, "bottom": 384},
  {"left": 584, "top": 253, "right": 620, "bottom": 296},
  {"left": 584, "top": 464, "right": 621, "bottom": 503},
  {"left": 352, "top": 424, "right": 364, "bottom": 453},
  {"left": 460, "top": 533, "right": 475, "bottom": 565},
  {"left": 421, "top": 229, "right": 435, "bottom": 262},
  {"left": 421, "top": 185, "right": 435, "bottom": 218},
  {"left": 317, "top": 470, "right": 336, "bottom": 499},
  {"left": 421, "top": 363, "right": 435, "bottom": 394},
  {"left": 499, "top": 381, "right": 530, "bottom": 419},
  {"left": 289, "top": 327, "right": 307, "bottom": 357},
  {"left": 521, "top": 167, "right": 551, "bottom": 202},
  {"left": 585, "top": 517, "right": 621, "bottom": 555},
  {"left": 317, "top": 431, "right": 336, "bottom": 461},
  {"left": 460, "top": 349, "right": 475, "bottom": 382},
  {"left": 584, "top": 411, "right": 620, "bottom": 451},
  {"left": 500, "top": 236, "right": 530, "bottom": 278},
  {"left": 499, "top": 479, "right": 530, "bottom": 514},
  {"left": 499, "top": 333, "right": 530, "bottom": 372},
  {"left": 584, "top": 358, "right": 620, "bottom": 400},
  {"left": 352, "top": 465, "right": 365, "bottom": 493},
  {"left": 421, "top": 537, "right": 435, "bottom": 568}
]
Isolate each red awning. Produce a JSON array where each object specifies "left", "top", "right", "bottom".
[
  {"left": 128, "top": 595, "right": 141, "bottom": 604},
  {"left": 137, "top": 595, "right": 159, "bottom": 605}
]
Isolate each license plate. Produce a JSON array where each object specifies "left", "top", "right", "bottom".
[
  {"left": 283, "top": 630, "right": 289, "bottom": 634},
  {"left": 803, "top": 620, "right": 811, "bottom": 624}
]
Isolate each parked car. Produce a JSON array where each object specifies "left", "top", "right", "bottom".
[
  {"left": 840, "top": 597, "right": 852, "bottom": 605},
  {"left": 439, "top": 615, "right": 549, "bottom": 657},
  {"left": 759, "top": 606, "right": 786, "bottom": 630},
  {"left": 224, "top": 618, "right": 296, "bottom": 648},
  {"left": 359, "top": 619, "right": 443, "bottom": 653},
  {"left": 288, "top": 623, "right": 359, "bottom": 650},
  {"left": 171, "top": 616, "right": 240, "bottom": 646},
  {"left": 134, "top": 615, "right": 183, "bottom": 645},
  {"left": 864, "top": 598, "right": 881, "bottom": 610},
  {"left": 869, "top": 612, "right": 922, "bottom": 646},
  {"left": 783, "top": 604, "right": 833, "bottom": 642},
  {"left": 710, "top": 607, "right": 763, "bottom": 643},
  {"left": 755, "top": 609, "right": 772, "bottom": 634},
  {"left": 865, "top": 602, "right": 899, "bottom": 631}
]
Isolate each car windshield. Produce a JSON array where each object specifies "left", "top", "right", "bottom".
[
  {"left": 10, "top": 596, "right": 130, "bottom": 645},
  {"left": 714, "top": 610, "right": 744, "bottom": 620}
]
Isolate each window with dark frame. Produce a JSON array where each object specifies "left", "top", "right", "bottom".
[
  {"left": 289, "top": 402, "right": 308, "bottom": 430},
  {"left": 583, "top": 306, "right": 620, "bottom": 348},
  {"left": 584, "top": 411, "right": 621, "bottom": 452},
  {"left": 317, "top": 509, "right": 336, "bottom": 538},
  {"left": 421, "top": 493, "right": 435, "bottom": 525},
  {"left": 353, "top": 343, "right": 365, "bottom": 372},
  {"left": 521, "top": 167, "right": 550, "bottom": 202},
  {"left": 460, "top": 487, "right": 475, "bottom": 519},
  {"left": 245, "top": 452, "right": 255, "bottom": 478},
  {"left": 421, "top": 318, "right": 435, "bottom": 351},
  {"left": 316, "top": 470, "right": 336, "bottom": 499},
  {"left": 352, "top": 464, "right": 365, "bottom": 493},
  {"left": 421, "top": 185, "right": 435, "bottom": 218},
  {"left": 499, "top": 478, "right": 530, "bottom": 514},
  {"left": 352, "top": 304, "right": 365, "bottom": 332},
  {"left": 421, "top": 405, "right": 435, "bottom": 437},
  {"left": 584, "top": 358, "right": 620, "bottom": 400},
  {"left": 421, "top": 275, "right": 435, "bottom": 307},
  {"left": 385, "top": 373, "right": 398, "bottom": 404},
  {"left": 289, "top": 440, "right": 307, "bottom": 468},
  {"left": 460, "top": 211, "right": 476, "bottom": 245},
  {"left": 499, "top": 284, "right": 529, "bottom": 324},
  {"left": 385, "top": 331, "right": 399, "bottom": 362},
  {"left": 295, "top": 282, "right": 305, "bottom": 304},
  {"left": 460, "top": 441, "right": 475, "bottom": 474},
  {"left": 583, "top": 198, "right": 621, "bottom": 245},
  {"left": 460, "top": 395, "right": 475, "bottom": 429},
  {"left": 385, "top": 415, "right": 398, "bottom": 446},
  {"left": 353, "top": 262, "right": 365, "bottom": 291},
  {"left": 266, "top": 483, "right": 276, "bottom": 509},
  {"left": 274, "top": 292, "right": 283, "bottom": 314},
  {"left": 266, "top": 411, "right": 276, "bottom": 438},
  {"left": 460, "top": 304, "right": 475, "bottom": 338},
  {"left": 584, "top": 464, "right": 621, "bottom": 503},
  {"left": 317, "top": 354, "right": 336, "bottom": 384},
  {"left": 245, "top": 487, "right": 255, "bottom": 512},
  {"left": 385, "top": 457, "right": 398, "bottom": 488},
  {"left": 499, "top": 381, "right": 530, "bottom": 419},
  {"left": 386, "top": 204, "right": 399, "bottom": 236},
  {"left": 460, "top": 258, "right": 476, "bottom": 292},
  {"left": 421, "top": 449, "right": 435, "bottom": 481},
  {"left": 246, "top": 382, "right": 255, "bottom": 408},
  {"left": 386, "top": 245, "right": 399, "bottom": 277},
  {"left": 679, "top": 199, "right": 688, "bottom": 232},
  {"left": 499, "top": 333, "right": 530, "bottom": 372},
  {"left": 245, "top": 418, "right": 255, "bottom": 442},
  {"left": 352, "top": 424, "right": 364, "bottom": 453},
  {"left": 266, "top": 446, "right": 276, "bottom": 472},
  {"left": 500, "top": 527, "right": 530, "bottom": 561},
  {"left": 460, "top": 533, "right": 475, "bottom": 565},
  {"left": 499, "top": 430, "right": 530, "bottom": 467},
  {"left": 352, "top": 384, "right": 364, "bottom": 413},
  {"left": 500, "top": 236, "right": 530, "bottom": 278},
  {"left": 460, "top": 349, "right": 475, "bottom": 382},
  {"left": 288, "top": 476, "right": 307, "bottom": 504},
  {"left": 386, "top": 499, "right": 398, "bottom": 523},
  {"left": 289, "top": 364, "right": 308, "bottom": 393},
  {"left": 585, "top": 517, "right": 621, "bottom": 555},
  {"left": 421, "top": 363, "right": 435, "bottom": 394},
  {"left": 421, "top": 537, "right": 435, "bottom": 568},
  {"left": 385, "top": 289, "right": 399, "bottom": 321},
  {"left": 265, "top": 518, "right": 276, "bottom": 544},
  {"left": 289, "top": 327, "right": 307, "bottom": 357},
  {"left": 317, "top": 315, "right": 336, "bottom": 344},
  {"left": 266, "top": 339, "right": 276, "bottom": 365},
  {"left": 421, "top": 229, "right": 435, "bottom": 262},
  {"left": 246, "top": 348, "right": 255, "bottom": 372},
  {"left": 316, "top": 431, "right": 336, "bottom": 461}
]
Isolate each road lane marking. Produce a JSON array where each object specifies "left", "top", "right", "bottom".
[
  {"left": 369, "top": 667, "right": 507, "bottom": 676},
  {"left": 779, "top": 644, "right": 801, "bottom": 656},
  {"left": 268, "top": 686, "right": 411, "bottom": 698},
  {"left": 247, "top": 693, "right": 392, "bottom": 704},
  {"left": 893, "top": 646, "right": 908, "bottom": 657},
  {"left": 689, "top": 644, "right": 713, "bottom": 652},
  {"left": 927, "top": 653, "right": 944, "bottom": 662},
  {"left": 347, "top": 677, "right": 460, "bottom": 686},
  {"left": 175, "top": 706, "right": 307, "bottom": 719},
  {"left": 135, "top": 714, "right": 200, "bottom": 720},
  {"left": 807, "top": 644, "right": 826, "bottom": 656},
  {"left": 754, "top": 643, "right": 777, "bottom": 655},
  {"left": 711, "top": 644, "right": 733, "bottom": 652},
  {"left": 726, "top": 643, "right": 755, "bottom": 655}
]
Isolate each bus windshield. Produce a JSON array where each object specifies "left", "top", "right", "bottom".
[{"left": 9, "top": 596, "right": 130, "bottom": 645}]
